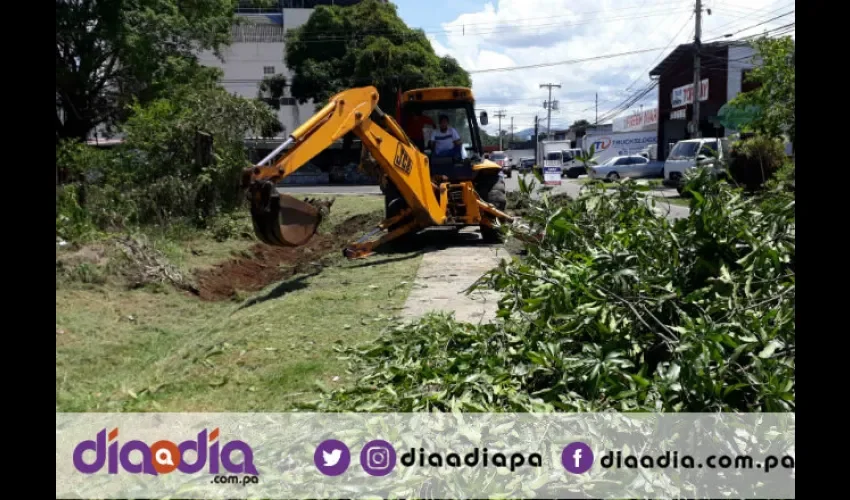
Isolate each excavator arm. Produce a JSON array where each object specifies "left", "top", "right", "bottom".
[{"left": 243, "top": 86, "right": 512, "bottom": 258}]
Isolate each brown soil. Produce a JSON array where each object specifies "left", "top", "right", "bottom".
[{"left": 193, "top": 213, "right": 379, "bottom": 301}]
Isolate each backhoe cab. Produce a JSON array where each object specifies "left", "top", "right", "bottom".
[{"left": 243, "top": 86, "right": 511, "bottom": 259}]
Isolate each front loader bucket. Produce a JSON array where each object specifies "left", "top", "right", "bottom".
[{"left": 251, "top": 193, "right": 322, "bottom": 247}]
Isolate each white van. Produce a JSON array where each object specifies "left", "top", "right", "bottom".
[{"left": 663, "top": 138, "right": 730, "bottom": 191}]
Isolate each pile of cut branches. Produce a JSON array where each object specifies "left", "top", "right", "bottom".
[{"left": 315, "top": 170, "right": 795, "bottom": 412}]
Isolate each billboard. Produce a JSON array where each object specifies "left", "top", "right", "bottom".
[
  {"left": 612, "top": 108, "right": 659, "bottom": 133},
  {"left": 583, "top": 131, "right": 657, "bottom": 165},
  {"left": 671, "top": 79, "right": 709, "bottom": 107}
]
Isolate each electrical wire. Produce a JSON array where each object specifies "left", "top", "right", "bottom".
[
  {"left": 467, "top": 46, "right": 670, "bottom": 74},
  {"left": 702, "top": 3, "right": 794, "bottom": 41},
  {"left": 704, "top": 9, "right": 794, "bottom": 42},
  {"left": 622, "top": 11, "right": 694, "bottom": 94}
]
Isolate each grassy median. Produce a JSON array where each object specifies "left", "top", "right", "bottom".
[{"left": 56, "top": 195, "right": 423, "bottom": 411}]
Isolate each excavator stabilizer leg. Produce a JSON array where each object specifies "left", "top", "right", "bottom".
[
  {"left": 342, "top": 208, "right": 418, "bottom": 259},
  {"left": 249, "top": 181, "right": 323, "bottom": 247}
]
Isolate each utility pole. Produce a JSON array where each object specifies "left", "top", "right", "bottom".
[
  {"left": 595, "top": 93, "right": 598, "bottom": 125},
  {"left": 494, "top": 109, "right": 506, "bottom": 150},
  {"left": 534, "top": 115, "right": 539, "bottom": 165},
  {"left": 540, "top": 83, "right": 561, "bottom": 138},
  {"left": 692, "top": 0, "right": 703, "bottom": 138},
  {"left": 509, "top": 117, "right": 515, "bottom": 145}
]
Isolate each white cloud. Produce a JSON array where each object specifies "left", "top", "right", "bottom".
[{"left": 428, "top": 0, "right": 793, "bottom": 134}]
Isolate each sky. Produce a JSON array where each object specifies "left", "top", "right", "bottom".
[{"left": 393, "top": 0, "right": 795, "bottom": 136}]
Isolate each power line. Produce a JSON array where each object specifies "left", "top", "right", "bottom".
[
  {"left": 622, "top": 10, "right": 694, "bottom": 94},
  {"left": 468, "top": 46, "right": 669, "bottom": 74},
  {"left": 701, "top": 2, "right": 794, "bottom": 41},
  {"left": 704, "top": 9, "right": 795, "bottom": 42},
  {"left": 702, "top": 1, "right": 793, "bottom": 35},
  {"left": 595, "top": 7, "right": 795, "bottom": 126}
]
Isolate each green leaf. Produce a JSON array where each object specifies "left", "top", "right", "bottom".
[{"left": 758, "top": 340, "right": 783, "bottom": 358}]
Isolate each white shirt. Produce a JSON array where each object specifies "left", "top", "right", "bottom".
[{"left": 432, "top": 127, "right": 460, "bottom": 154}]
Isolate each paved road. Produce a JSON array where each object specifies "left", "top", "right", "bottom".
[
  {"left": 277, "top": 173, "right": 690, "bottom": 220},
  {"left": 505, "top": 172, "right": 690, "bottom": 220}
]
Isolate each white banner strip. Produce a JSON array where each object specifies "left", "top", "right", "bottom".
[{"left": 56, "top": 412, "right": 795, "bottom": 499}]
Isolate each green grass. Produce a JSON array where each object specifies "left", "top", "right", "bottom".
[
  {"left": 659, "top": 196, "right": 691, "bottom": 207},
  {"left": 56, "top": 194, "right": 423, "bottom": 411},
  {"left": 577, "top": 178, "right": 655, "bottom": 191}
]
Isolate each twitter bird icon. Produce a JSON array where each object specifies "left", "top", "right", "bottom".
[
  {"left": 314, "top": 439, "right": 350, "bottom": 476},
  {"left": 323, "top": 449, "right": 342, "bottom": 466}
]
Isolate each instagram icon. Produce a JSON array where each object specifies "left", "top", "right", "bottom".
[{"left": 360, "top": 440, "right": 396, "bottom": 476}]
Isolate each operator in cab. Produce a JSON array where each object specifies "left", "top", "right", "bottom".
[
  {"left": 407, "top": 109, "right": 435, "bottom": 151},
  {"left": 431, "top": 114, "right": 462, "bottom": 158}
]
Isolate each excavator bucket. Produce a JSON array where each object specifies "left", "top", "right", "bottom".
[{"left": 250, "top": 192, "right": 322, "bottom": 247}]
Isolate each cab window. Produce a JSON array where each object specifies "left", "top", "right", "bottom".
[
  {"left": 419, "top": 108, "right": 472, "bottom": 146},
  {"left": 699, "top": 140, "right": 718, "bottom": 158}
]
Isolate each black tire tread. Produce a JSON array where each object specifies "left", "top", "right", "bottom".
[{"left": 476, "top": 174, "right": 506, "bottom": 243}]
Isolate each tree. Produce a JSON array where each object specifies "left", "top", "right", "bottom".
[
  {"left": 256, "top": 74, "right": 288, "bottom": 136},
  {"left": 570, "top": 119, "right": 591, "bottom": 140},
  {"left": 728, "top": 36, "right": 795, "bottom": 146},
  {"left": 480, "top": 130, "right": 500, "bottom": 147},
  {"left": 282, "top": 0, "right": 471, "bottom": 116},
  {"left": 56, "top": 0, "right": 238, "bottom": 141}
]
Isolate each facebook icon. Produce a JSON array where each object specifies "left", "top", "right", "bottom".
[{"left": 561, "top": 442, "right": 594, "bottom": 474}]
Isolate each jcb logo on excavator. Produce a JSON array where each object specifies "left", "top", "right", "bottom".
[{"left": 394, "top": 143, "right": 413, "bottom": 175}]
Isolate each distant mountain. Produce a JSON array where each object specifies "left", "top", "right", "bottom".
[{"left": 513, "top": 127, "right": 535, "bottom": 139}]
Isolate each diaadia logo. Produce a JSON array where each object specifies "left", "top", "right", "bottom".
[{"left": 72, "top": 427, "right": 258, "bottom": 476}]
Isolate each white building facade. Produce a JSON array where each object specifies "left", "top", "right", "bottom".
[{"left": 198, "top": 5, "right": 317, "bottom": 139}]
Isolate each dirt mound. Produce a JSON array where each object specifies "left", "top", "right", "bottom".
[{"left": 193, "top": 212, "right": 380, "bottom": 301}]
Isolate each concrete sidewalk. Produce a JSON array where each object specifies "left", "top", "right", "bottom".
[{"left": 401, "top": 236, "right": 510, "bottom": 325}]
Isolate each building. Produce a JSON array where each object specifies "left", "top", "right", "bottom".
[
  {"left": 197, "top": 1, "right": 365, "bottom": 140},
  {"left": 649, "top": 41, "right": 759, "bottom": 160}
]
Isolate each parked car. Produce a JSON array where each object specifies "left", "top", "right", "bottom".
[
  {"left": 518, "top": 157, "right": 535, "bottom": 173},
  {"left": 489, "top": 151, "right": 512, "bottom": 177},
  {"left": 489, "top": 151, "right": 508, "bottom": 166},
  {"left": 663, "top": 138, "right": 730, "bottom": 192},
  {"left": 588, "top": 155, "right": 662, "bottom": 181}
]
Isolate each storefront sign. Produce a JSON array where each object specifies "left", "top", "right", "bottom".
[
  {"left": 670, "top": 107, "right": 687, "bottom": 120},
  {"left": 613, "top": 108, "right": 659, "bottom": 132},
  {"left": 671, "top": 79, "right": 709, "bottom": 107}
]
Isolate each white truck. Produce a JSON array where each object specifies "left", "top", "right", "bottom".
[
  {"left": 581, "top": 131, "right": 658, "bottom": 166},
  {"left": 663, "top": 137, "right": 731, "bottom": 192},
  {"left": 539, "top": 141, "right": 585, "bottom": 177}
]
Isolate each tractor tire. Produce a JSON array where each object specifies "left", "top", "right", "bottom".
[
  {"left": 476, "top": 173, "right": 507, "bottom": 243},
  {"left": 382, "top": 181, "right": 417, "bottom": 251},
  {"left": 384, "top": 181, "right": 408, "bottom": 231}
]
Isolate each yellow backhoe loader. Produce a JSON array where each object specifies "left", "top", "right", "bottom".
[{"left": 242, "top": 86, "right": 513, "bottom": 259}]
